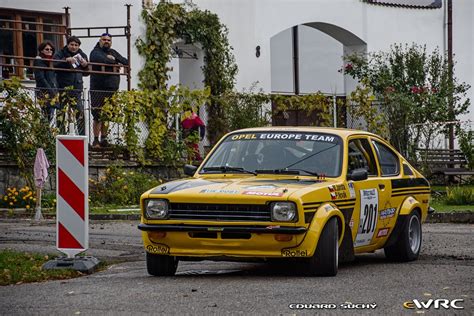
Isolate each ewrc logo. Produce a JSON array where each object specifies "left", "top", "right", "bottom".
[{"left": 403, "top": 299, "right": 464, "bottom": 309}]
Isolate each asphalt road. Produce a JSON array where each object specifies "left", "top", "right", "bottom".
[{"left": 0, "top": 220, "right": 472, "bottom": 315}]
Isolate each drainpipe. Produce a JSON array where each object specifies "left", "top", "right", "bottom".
[
  {"left": 447, "top": 0, "right": 454, "bottom": 150},
  {"left": 292, "top": 26, "right": 299, "bottom": 125}
]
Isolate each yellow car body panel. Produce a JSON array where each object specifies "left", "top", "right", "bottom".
[{"left": 139, "top": 127, "right": 430, "bottom": 266}]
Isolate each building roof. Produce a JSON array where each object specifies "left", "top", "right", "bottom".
[{"left": 364, "top": 0, "right": 442, "bottom": 10}]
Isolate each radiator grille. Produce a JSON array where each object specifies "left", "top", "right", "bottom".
[{"left": 168, "top": 203, "right": 271, "bottom": 221}]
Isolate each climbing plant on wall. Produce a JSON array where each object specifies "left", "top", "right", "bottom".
[{"left": 136, "top": 2, "right": 238, "bottom": 145}]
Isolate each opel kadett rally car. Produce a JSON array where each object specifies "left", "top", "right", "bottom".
[{"left": 138, "top": 127, "right": 431, "bottom": 276}]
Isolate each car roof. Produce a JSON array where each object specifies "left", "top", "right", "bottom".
[{"left": 231, "top": 126, "right": 380, "bottom": 139}]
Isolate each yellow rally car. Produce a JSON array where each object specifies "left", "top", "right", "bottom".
[{"left": 138, "top": 127, "right": 432, "bottom": 276}]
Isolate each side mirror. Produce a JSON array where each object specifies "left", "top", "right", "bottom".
[
  {"left": 347, "top": 168, "right": 368, "bottom": 181},
  {"left": 184, "top": 164, "right": 198, "bottom": 177}
]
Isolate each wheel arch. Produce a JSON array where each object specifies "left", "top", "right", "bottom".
[
  {"left": 384, "top": 198, "right": 422, "bottom": 248},
  {"left": 311, "top": 203, "right": 345, "bottom": 246}
]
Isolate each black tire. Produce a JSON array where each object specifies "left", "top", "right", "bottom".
[
  {"left": 305, "top": 217, "right": 339, "bottom": 276},
  {"left": 384, "top": 210, "right": 422, "bottom": 262},
  {"left": 146, "top": 252, "right": 178, "bottom": 276}
]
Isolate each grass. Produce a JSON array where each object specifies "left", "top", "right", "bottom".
[
  {"left": 0, "top": 249, "right": 83, "bottom": 285},
  {"left": 430, "top": 185, "right": 473, "bottom": 212},
  {"left": 431, "top": 185, "right": 474, "bottom": 194},
  {"left": 429, "top": 200, "right": 473, "bottom": 213}
]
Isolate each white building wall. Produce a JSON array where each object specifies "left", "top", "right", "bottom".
[{"left": 453, "top": 0, "right": 473, "bottom": 126}]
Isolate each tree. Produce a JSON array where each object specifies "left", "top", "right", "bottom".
[{"left": 343, "top": 44, "right": 470, "bottom": 161}]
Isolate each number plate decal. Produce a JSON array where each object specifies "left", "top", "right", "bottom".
[{"left": 355, "top": 188, "right": 379, "bottom": 247}]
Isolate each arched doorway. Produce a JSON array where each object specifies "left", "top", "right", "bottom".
[{"left": 270, "top": 22, "right": 366, "bottom": 126}]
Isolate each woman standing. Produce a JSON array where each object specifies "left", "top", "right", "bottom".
[{"left": 34, "top": 41, "right": 57, "bottom": 123}]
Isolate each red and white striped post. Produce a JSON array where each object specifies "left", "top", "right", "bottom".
[{"left": 56, "top": 135, "right": 88, "bottom": 258}]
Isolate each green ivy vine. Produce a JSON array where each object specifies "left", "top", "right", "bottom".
[
  {"left": 136, "top": 2, "right": 238, "bottom": 145},
  {"left": 102, "top": 85, "right": 210, "bottom": 165}
]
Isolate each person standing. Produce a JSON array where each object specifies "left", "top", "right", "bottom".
[
  {"left": 33, "top": 41, "right": 57, "bottom": 123},
  {"left": 53, "top": 36, "right": 89, "bottom": 135},
  {"left": 89, "top": 33, "right": 128, "bottom": 148},
  {"left": 181, "top": 108, "right": 206, "bottom": 161}
]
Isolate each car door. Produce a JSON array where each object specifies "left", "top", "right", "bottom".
[{"left": 346, "top": 137, "right": 392, "bottom": 249}]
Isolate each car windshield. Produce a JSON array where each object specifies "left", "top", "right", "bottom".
[{"left": 201, "top": 131, "right": 343, "bottom": 177}]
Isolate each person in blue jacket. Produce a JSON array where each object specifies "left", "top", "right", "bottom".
[
  {"left": 89, "top": 33, "right": 128, "bottom": 147},
  {"left": 34, "top": 41, "right": 57, "bottom": 123},
  {"left": 53, "top": 36, "right": 89, "bottom": 135}
]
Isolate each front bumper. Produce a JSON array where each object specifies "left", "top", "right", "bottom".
[
  {"left": 138, "top": 223, "right": 307, "bottom": 234},
  {"left": 139, "top": 223, "right": 309, "bottom": 258}
]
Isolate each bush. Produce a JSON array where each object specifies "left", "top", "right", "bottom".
[
  {"left": 89, "top": 165, "right": 161, "bottom": 206},
  {"left": 0, "top": 186, "right": 36, "bottom": 210},
  {"left": 445, "top": 186, "right": 474, "bottom": 205}
]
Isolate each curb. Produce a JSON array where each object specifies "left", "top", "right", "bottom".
[{"left": 425, "top": 212, "right": 473, "bottom": 224}]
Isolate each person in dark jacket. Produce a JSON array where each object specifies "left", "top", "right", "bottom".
[
  {"left": 34, "top": 41, "right": 57, "bottom": 123},
  {"left": 89, "top": 33, "right": 128, "bottom": 147},
  {"left": 53, "top": 36, "right": 89, "bottom": 135}
]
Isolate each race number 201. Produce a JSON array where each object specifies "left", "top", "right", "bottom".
[{"left": 355, "top": 188, "right": 379, "bottom": 247}]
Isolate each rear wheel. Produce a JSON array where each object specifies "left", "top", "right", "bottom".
[
  {"left": 146, "top": 252, "right": 178, "bottom": 276},
  {"left": 384, "top": 210, "right": 422, "bottom": 261},
  {"left": 305, "top": 217, "right": 339, "bottom": 276}
]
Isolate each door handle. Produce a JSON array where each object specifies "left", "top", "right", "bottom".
[{"left": 379, "top": 184, "right": 385, "bottom": 190}]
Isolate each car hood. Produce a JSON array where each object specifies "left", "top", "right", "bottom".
[{"left": 146, "top": 176, "right": 338, "bottom": 204}]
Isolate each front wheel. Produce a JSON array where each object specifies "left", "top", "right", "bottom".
[
  {"left": 146, "top": 252, "right": 178, "bottom": 276},
  {"left": 384, "top": 210, "right": 422, "bottom": 261},
  {"left": 305, "top": 217, "right": 339, "bottom": 276}
]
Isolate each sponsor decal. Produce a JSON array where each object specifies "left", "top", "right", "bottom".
[
  {"left": 229, "top": 133, "right": 337, "bottom": 143},
  {"left": 266, "top": 225, "right": 281, "bottom": 229},
  {"left": 281, "top": 249, "right": 309, "bottom": 257},
  {"left": 324, "top": 205, "right": 334, "bottom": 212},
  {"left": 207, "top": 227, "right": 224, "bottom": 232},
  {"left": 355, "top": 188, "right": 378, "bottom": 247},
  {"left": 348, "top": 181, "right": 356, "bottom": 198},
  {"left": 146, "top": 244, "right": 170, "bottom": 255},
  {"left": 376, "top": 228, "right": 390, "bottom": 237},
  {"left": 349, "top": 218, "right": 354, "bottom": 229},
  {"left": 379, "top": 207, "right": 396, "bottom": 220},
  {"left": 151, "top": 179, "right": 225, "bottom": 194},
  {"left": 328, "top": 184, "right": 347, "bottom": 200},
  {"left": 200, "top": 189, "right": 239, "bottom": 194},
  {"left": 244, "top": 185, "right": 278, "bottom": 189},
  {"left": 403, "top": 299, "right": 464, "bottom": 310},
  {"left": 242, "top": 191, "right": 284, "bottom": 197}
]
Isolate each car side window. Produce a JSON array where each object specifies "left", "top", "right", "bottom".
[
  {"left": 372, "top": 140, "right": 400, "bottom": 176},
  {"left": 347, "top": 138, "right": 378, "bottom": 176}
]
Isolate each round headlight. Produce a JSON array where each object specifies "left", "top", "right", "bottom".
[
  {"left": 271, "top": 202, "right": 297, "bottom": 222},
  {"left": 145, "top": 199, "right": 169, "bottom": 219}
]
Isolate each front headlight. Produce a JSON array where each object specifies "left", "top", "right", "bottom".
[
  {"left": 145, "top": 199, "right": 169, "bottom": 219},
  {"left": 271, "top": 202, "right": 297, "bottom": 222}
]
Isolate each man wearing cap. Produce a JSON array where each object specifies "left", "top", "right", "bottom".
[
  {"left": 54, "top": 36, "right": 89, "bottom": 135},
  {"left": 89, "top": 33, "right": 128, "bottom": 148}
]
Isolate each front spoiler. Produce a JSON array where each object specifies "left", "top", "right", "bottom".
[{"left": 138, "top": 223, "right": 307, "bottom": 235}]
